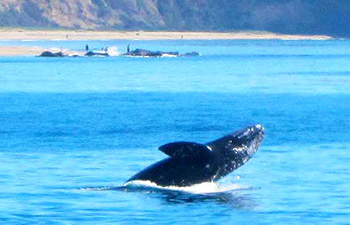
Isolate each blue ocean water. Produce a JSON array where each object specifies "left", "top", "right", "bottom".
[{"left": 1, "top": 39, "right": 350, "bottom": 224}]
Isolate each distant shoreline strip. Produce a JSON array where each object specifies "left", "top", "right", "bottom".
[{"left": 0, "top": 30, "right": 332, "bottom": 41}]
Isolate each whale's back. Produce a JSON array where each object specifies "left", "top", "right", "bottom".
[{"left": 127, "top": 157, "right": 219, "bottom": 187}]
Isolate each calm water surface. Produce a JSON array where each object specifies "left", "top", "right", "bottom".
[{"left": 1, "top": 40, "right": 350, "bottom": 224}]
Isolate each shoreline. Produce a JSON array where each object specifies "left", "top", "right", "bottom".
[
  {"left": 0, "top": 29, "right": 333, "bottom": 56},
  {"left": 0, "top": 46, "right": 45, "bottom": 56},
  {"left": 0, "top": 46, "right": 84, "bottom": 57},
  {"left": 0, "top": 29, "right": 332, "bottom": 41}
]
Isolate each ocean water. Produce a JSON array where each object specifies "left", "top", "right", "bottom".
[{"left": 1, "top": 39, "right": 350, "bottom": 224}]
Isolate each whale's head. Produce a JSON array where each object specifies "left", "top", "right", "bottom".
[{"left": 206, "top": 124, "right": 265, "bottom": 178}]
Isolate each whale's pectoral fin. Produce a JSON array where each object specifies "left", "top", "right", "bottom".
[{"left": 159, "top": 141, "right": 213, "bottom": 158}]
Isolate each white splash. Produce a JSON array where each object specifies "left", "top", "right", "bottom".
[
  {"left": 122, "top": 180, "right": 245, "bottom": 194},
  {"left": 161, "top": 54, "right": 178, "bottom": 58},
  {"left": 107, "top": 46, "right": 120, "bottom": 56}
]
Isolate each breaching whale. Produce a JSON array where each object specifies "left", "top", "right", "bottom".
[{"left": 126, "top": 124, "right": 265, "bottom": 187}]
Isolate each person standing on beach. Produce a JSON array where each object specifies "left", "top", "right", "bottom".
[{"left": 127, "top": 44, "right": 130, "bottom": 53}]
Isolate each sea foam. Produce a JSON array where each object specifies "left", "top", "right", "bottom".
[{"left": 121, "top": 180, "right": 246, "bottom": 194}]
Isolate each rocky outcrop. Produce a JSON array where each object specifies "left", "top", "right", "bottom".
[{"left": 1, "top": 0, "right": 350, "bottom": 37}]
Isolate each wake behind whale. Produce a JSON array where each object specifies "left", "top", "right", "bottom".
[
  {"left": 119, "top": 179, "right": 254, "bottom": 195},
  {"left": 80, "top": 181, "right": 256, "bottom": 209}
]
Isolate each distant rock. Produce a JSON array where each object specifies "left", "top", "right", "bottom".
[
  {"left": 125, "top": 48, "right": 177, "bottom": 57},
  {"left": 38, "top": 51, "right": 65, "bottom": 57},
  {"left": 181, "top": 52, "right": 200, "bottom": 57},
  {"left": 124, "top": 48, "right": 198, "bottom": 57},
  {"left": 85, "top": 51, "right": 109, "bottom": 57}
]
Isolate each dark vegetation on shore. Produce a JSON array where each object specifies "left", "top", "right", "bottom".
[{"left": 0, "top": 0, "right": 349, "bottom": 37}]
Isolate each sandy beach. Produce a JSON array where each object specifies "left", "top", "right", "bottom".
[
  {"left": 0, "top": 29, "right": 332, "bottom": 41},
  {"left": 0, "top": 29, "right": 332, "bottom": 56},
  {"left": 0, "top": 46, "right": 46, "bottom": 56},
  {"left": 0, "top": 46, "right": 84, "bottom": 56}
]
